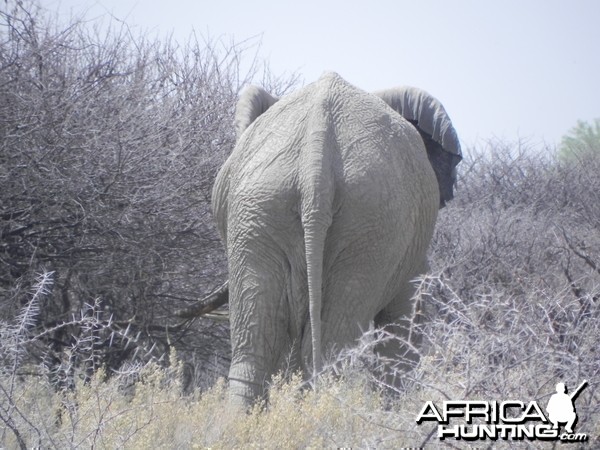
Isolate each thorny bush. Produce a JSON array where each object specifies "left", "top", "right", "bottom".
[{"left": 0, "top": 0, "right": 297, "bottom": 387}]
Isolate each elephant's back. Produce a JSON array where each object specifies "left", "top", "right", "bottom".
[
  {"left": 226, "top": 71, "right": 436, "bottom": 198},
  {"left": 217, "top": 71, "right": 439, "bottom": 251}
]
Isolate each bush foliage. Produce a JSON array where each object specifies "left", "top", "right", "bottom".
[{"left": 1, "top": 1, "right": 599, "bottom": 448}]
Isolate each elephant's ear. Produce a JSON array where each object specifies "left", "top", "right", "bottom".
[
  {"left": 374, "top": 87, "right": 462, "bottom": 207},
  {"left": 235, "top": 85, "right": 279, "bottom": 140}
]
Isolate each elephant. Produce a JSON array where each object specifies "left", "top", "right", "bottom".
[{"left": 211, "top": 72, "right": 461, "bottom": 405}]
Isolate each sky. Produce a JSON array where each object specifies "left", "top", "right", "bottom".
[{"left": 49, "top": 0, "right": 600, "bottom": 150}]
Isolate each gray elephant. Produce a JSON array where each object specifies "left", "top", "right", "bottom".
[{"left": 212, "top": 72, "right": 461, "bottom": 405}]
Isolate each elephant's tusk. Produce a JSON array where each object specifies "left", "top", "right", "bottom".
[
  {"left": 203, "top": 310, "right": 230, "bottom": 322},
  {"left": 175, "top": 281, "right": 229, "bottom": 318}
]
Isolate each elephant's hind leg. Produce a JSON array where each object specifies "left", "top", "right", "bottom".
[{"left": 227, "top": 248, "right": 294, "bottom": 406}]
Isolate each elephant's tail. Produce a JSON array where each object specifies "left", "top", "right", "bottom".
[
  {"left": 303, "top": 217, "right": 329, "bottom": 379},
  {"left": 298, "top": 92, "right": 339, "bottom": 378}
]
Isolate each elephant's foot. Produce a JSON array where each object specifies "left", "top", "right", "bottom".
[{"left": 227, "top": 364, "right": 267, "bottom": 409}]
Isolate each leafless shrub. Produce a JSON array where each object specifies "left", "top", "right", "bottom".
[
  {"left": 0, "top": 0, "right": 298, "bottom": 388},
  {"left": 433, "top": 140, "right": 599, "bottom": 297}
]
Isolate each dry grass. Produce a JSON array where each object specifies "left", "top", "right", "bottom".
[{"left": 2, "top": 264, "right": 598, "bottom": 448}]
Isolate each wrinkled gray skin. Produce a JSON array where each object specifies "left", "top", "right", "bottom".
[{"left": 212, "top": 72, "right": 461, "bottom": 405}]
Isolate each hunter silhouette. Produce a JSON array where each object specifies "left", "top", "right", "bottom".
[{"left": 546, "top": 381, "right": 587, "bottom": 434}]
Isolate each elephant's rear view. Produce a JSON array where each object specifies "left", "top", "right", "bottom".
[{"left": 212, "top": 72, "right": 461, "bottom": 405}]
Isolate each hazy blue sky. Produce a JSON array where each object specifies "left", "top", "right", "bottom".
[{"left": 51, "top": 0, "right": 600, "bottom": 149}]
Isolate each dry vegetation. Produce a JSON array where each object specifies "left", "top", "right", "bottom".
[{"left": 1, "top": 1, "right": 599, "bottom": 448}]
